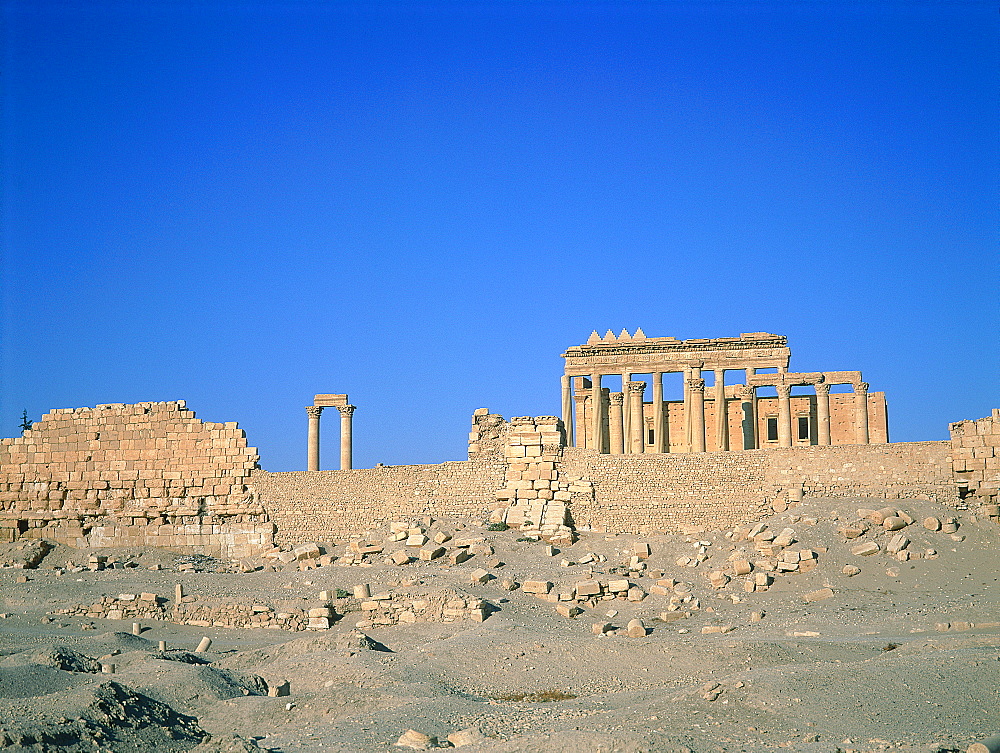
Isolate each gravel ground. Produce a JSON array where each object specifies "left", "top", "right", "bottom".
[{"left": 0, "top": 496, "right": 998, "bottom": 753}]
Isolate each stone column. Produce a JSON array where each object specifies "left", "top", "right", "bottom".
[
  {"left": 337, "top": 405, "right": 355, "bottom": 470},
  {"left": 306, "top": 405, "right": 323, "bottom": 471},
  {"left": 591, "top": 374, "right": 604, "bottom": 453},
  {"left": 815, "top": 382, "right": 832, "bottom": 445},
  {"left": 627, "top": 381, "right": 646, "bottom": 453},
  {"left": 609, "top": 392, "right": 624, "bottom": 454},
  {"left": 739, "top": 386, "right": 756, "bottom": 450},
  {"left": 575, "top": 388, "right": 588, "bottom": 449},
  {"left": 777, "top": 384, "right": 793, "bottom": 447},
  {"left": 652, "top": 372, "right": 665, "bottom": 452},
  {"left": 855, "top": 382, "right": 870, "bottom": 444},
  {"left": 620, "top": 370, "right": 631, "bottom": 448},
  {"left": 561, "top": 374, "right": 574, "bottom": 447},
  {"left": 688, "top": 378, "right": 706, "bottom": 452},
  {"left": 714, "top": 369, "right": 727, "bottom": 451}
]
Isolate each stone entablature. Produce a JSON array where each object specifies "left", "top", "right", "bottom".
[
  {"left": 0, "top": 401, "right": 270, "bottom": 558},
  {"left": 561, "top": 329, "right": 887, "bottom": 454}
]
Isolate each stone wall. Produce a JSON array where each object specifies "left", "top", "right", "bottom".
[
  {"left": 562, "top": 441, "right": 953, "bottom": 535},
  {"left": 0, "top": 402, "right": 271, "bottom": 559},
  {"left": 250, "top": 459, "right": 506, "bottom": 545},
  {"left": 950, "top": 409, "right": 1000, "bottom": 503}
]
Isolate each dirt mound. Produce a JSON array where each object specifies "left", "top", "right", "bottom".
[{"left": 0, "top": 680, "right": 207, "bottom": 751}]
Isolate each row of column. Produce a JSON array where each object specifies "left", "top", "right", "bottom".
[
  {"left": 306, "top": 404, "right": 355, "bottom": 471},
  {"left": 562, "top": 373, "right": 871, "bottom": 453}
]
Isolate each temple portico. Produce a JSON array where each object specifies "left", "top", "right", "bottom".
[
  {"left": 306, "top": 394, "right": 356, "bottom": 471},
  {"left": 562, "top": 331, "right": 887, "bottom": 454}
]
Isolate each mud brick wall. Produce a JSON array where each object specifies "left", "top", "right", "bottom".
[
  {"left": 950, "top": 409, "right": 1000, "bottom": 502},
  {"left": 250, "top": 459, "right": 506, "bottom": 544},
  {"left": 0, "top": 402, "right": 271, "bottom": 558}
]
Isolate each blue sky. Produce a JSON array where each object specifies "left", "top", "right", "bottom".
[{"left": 2, "top": 0, "right": 997, "bottom": 471}]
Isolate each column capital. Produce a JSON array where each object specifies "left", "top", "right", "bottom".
[
  {"left": 306, "top": 406, "right": 324, "bottom": 418},
  {"left": 739, "top": 385, "right": 755, "bottom": 401},
  {"left": 686, "top": 378, "right": 705, "bottom": 393},
  {"left": 337, "top": 404, "right": 356, "bottom": 417},
  {"left": 776, "top": 384, "right": 793, "bottom": 399},
  {"left": 610, "top": 392, "right": 625, "bottom": 405},
  {"left": 627, "top": 381, "right": 647, "bottom": 393},
  {"left": 856, "top": 382, "right": 869, "bottom": 395},
  {"left": 815, "top": 383, "right": 831, "bottom": 396}
]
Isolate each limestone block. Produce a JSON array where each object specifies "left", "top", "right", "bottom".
[
  {"left": 886, "top": 534, "right": 910, "bottom": 554},
  {"left": 470, "top": 569, "right": 492, "bottom": 584},
  {"left": 941, "top": 518, "right": 959, "bottom": 534},
  {"left": 842, "top": 564, "right": 861, "bottom": 576},
  {"left": 575, "top": 580, "right": 602, "bottom": 597},
  {"left": 556, "top": 604, "right": 583, "bottom": 618},
  {"left": 626, "top": 619, "right": 647, "bottom": 637},
  {"left": 308, "top": 607, "right": 334, "bottom": 618},
  {"left": 626, "top": 586, "right": 646, "bottom": 602},
  {"left": 353, "top": 584, "right": 371, "bottom": 599},
  {"left": 395, "top": 730, "right": 437, "bottom": 749},
  {"left": 607, "top": 579, "right": 630, "bottom": 593},
  {"left": 419, "top": 546, "right": 445, "bottom": 561},
  {"left": 522, "top": 580, "right": 552, "bottom": 594},
  {"left": 701, "top": 625, "right": 734, "bottom": 634},
  {"left": 923, "top": 517, "right": 941, "bottom": 531},
  {"left": 882, "top": 516, "right": 907, "bottom": 531},
  {"left": 733, "top": 560, "right": 752, "bottom": 576},
  {"left": 851, "top": 541, "right": 880, "bottom": 556},
  {"left": 592, "top": 622, "right": 612, "bottom": 634},
  {"left": 405, "top": 534, "right": 427, "bottom": 547},
  {"left": 447, "top": 729, "right": 486, "bottom": 748},
  {"left": 633, "top": 542, "right": 651, "bottom": 559},
  {"left": 449, "top": 549, "right": 471, "bottom": 565},
  {"left": 390, "top": 550, "right": 412, "bottom": 565},
  {"left": 803, "top": 588, "right": 834, "bottom": 602}
]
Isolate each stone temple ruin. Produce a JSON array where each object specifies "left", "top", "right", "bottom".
[{"left": 0, "top": 330, "right": 996, "bottom": 558}]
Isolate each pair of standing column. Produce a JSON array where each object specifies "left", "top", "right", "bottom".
[{"left": 306, "top": 404, "right": 355, "bottom": 471}]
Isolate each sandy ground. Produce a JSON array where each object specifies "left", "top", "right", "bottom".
[{"left": 1, "top": 496, "right": 998, "bottom": 753}]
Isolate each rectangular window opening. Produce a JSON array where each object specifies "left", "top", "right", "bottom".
[
  {"left": 798, "top": 416, "right": 810, "bottom": 441},
  {"left": 766, "top": 417, "right": 778, "bottom": 441}
]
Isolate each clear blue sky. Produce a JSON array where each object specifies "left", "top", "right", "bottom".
[{"left": 2, "top": 1, "right": 997, "bottom": 471}]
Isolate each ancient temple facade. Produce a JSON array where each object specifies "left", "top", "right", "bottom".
[{"left": 560, "top": 330, "right": 887, "bottom": 453}]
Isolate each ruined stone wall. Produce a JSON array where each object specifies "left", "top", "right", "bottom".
[
  {"left": 250, "top": 459, "right": 506, "bottom": 545},
  {"left": 950, "top": 409, "right": 1000, "bottom": 503},
  {"left": 561, "top": 448, "right": 773, "bottom": 534},
  {"left": 0, "top": 402, "right": 271, "bottom": 559},
  {"left": 563, "top": 441, "right": 953, "bottom": 535}
]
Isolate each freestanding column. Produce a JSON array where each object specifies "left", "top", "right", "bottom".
[
  {"left": 591, "top": 374, "right": 604, "bottom": 453},
  {"left": 337, "top": 404, "right": 355, "bottom": 470},
  {"left": 776, "top": 384, "right": 793, "bottom": 447},
  {"left": 714, "top": 369, "right": 727, "bottom": 451},
  {"left": 815, "top": 382, "right": 832, "bottom": 445},
  {"left": 306, "top": 406, "right": 323, "bottom": 471},
  {"left": 561, "top": 374, "right": 574, "bottom": 447},
  {"left": 855, "top": 382, "right": 870, "bottom": 444},
  {"left": 627, "top": 381, "right": 646, "bottom": 453},
  {"left": 609, "top": 392, "right": 624, "bottom": 453},
  {"left": 687, "top": 377, "right": 706, "bottom": 452},
  {"left": 652, "top": 372, "right": 665, "bottom": 452},
  {"left": 739, "top": 386, "right": 756, "bottom": 450}
]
